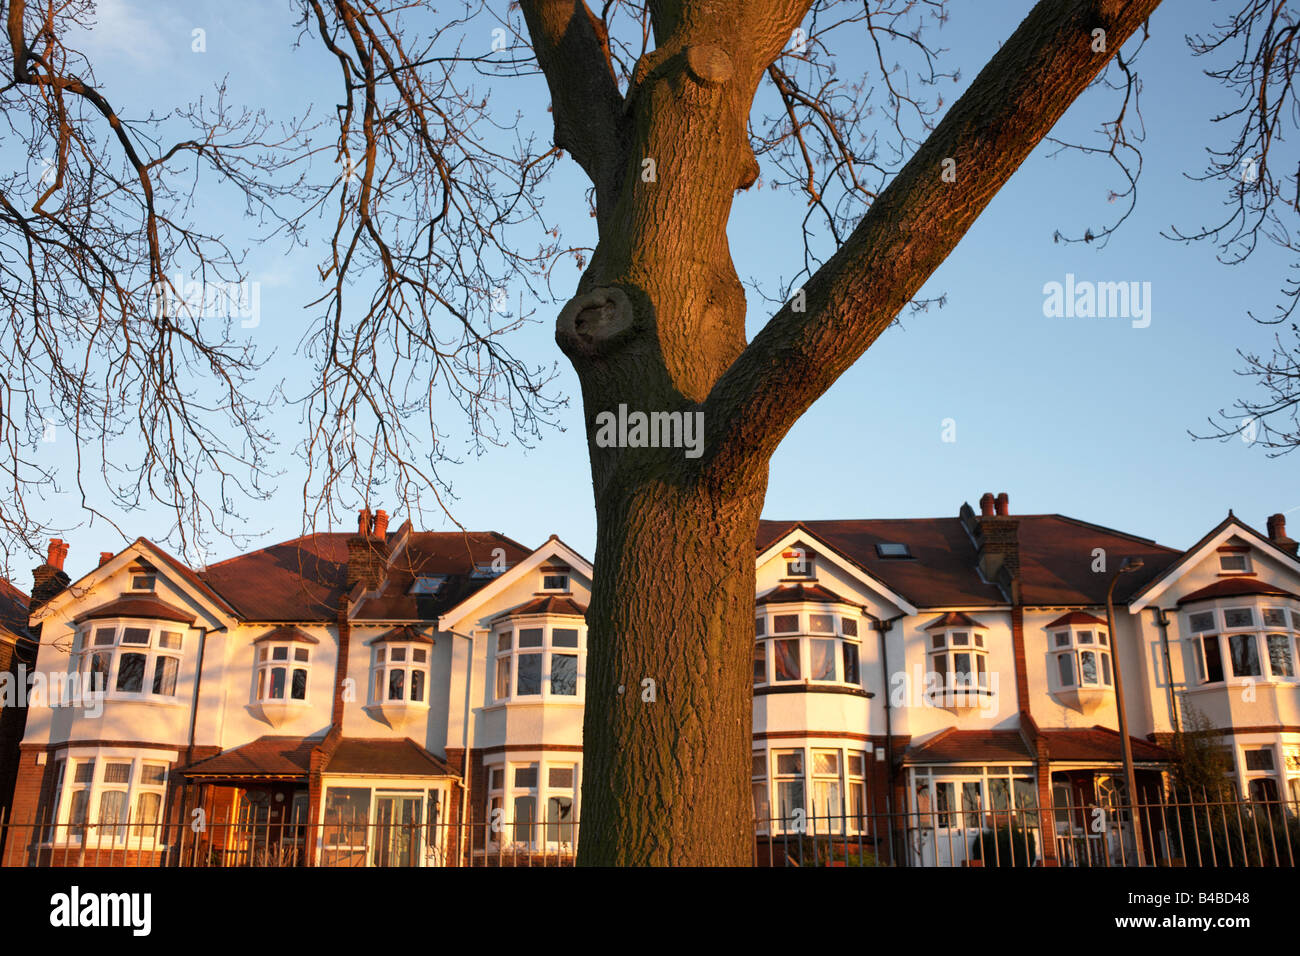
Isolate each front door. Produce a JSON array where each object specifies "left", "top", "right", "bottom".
[{"left": 373, "top": 794, "right": 423, "bottom": 867}]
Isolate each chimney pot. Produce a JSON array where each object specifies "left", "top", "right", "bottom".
[
  {"left": 995, "top": 492, "right": 1010, "bottom": 517},
  {"left": 373, "top": 510, "right": 389, "bottom": 538},
  {"left": 358, "top": 507, "right": 373, "bottom": 537},
  {"left": 99, "top": 551, "right": 115, "bottom": 567},
  {"left": 47, "top": 538, "right": 65, "bottom": 570},
  {"left": 1268, "top": 513, "right": 1287, "bottom": 541},
  {"left": 979, "top": 493, "right": 995, "bottom": 517}
]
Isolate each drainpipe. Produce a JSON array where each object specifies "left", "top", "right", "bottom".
[
  {"left": 1152, "top": 608, "right": 1180, "bottom": 735},
  {"left": 180, "top": 625, "right": 211, "bottom": 841},
  {"left": 865, "top": 609, "right": 906, "bottom": 864},
  {"left": 440, "top": 623, "right": 476, "bottom": 867}
]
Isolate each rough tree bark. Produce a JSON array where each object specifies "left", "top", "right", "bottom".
[{"left": 523, "top": 0, "right": 1162, "bottom": 865}]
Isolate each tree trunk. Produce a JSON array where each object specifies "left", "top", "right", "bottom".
[{"left": 578, "top": 474, "right": 767, "bottom": 865}]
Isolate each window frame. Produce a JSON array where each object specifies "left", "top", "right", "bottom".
[
  {"left": 71, "top": 620, "right": 186, "bottom": 701},
  {"left": 1051, "top": 627, "right": 1113, "bottom": 691},
  {"left": 254, "top": 641, "right": 313, "bottom": 705},
  {"left": 1185, "top": 601, "right": 1300, "bottom": 686},
  {"left": 491, "top": 618, "right": 586, "bottom": 703},
  {"left": 42, "top": 750, "right": 172, "bottom": 847},
  {"left": 483, "top": 756, "right": 580, "bottom": 853},
  {"left": 753, "top": 606, "right": 864, "bottom": 689},
  {"left": 368, "top": 641, "right": 431, "bottom": 707}
]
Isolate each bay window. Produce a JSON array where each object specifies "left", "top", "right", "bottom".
[
  {"left": 72, "top": 621, "right": 184, "bottom": 699},
  {"left": 492, "top": 619, "right": 585, "bottom": 702},
  {"left": 256, "top": 642, "right": 311, "bottom": 703},
  {"left": 754, "top": 608, "right": 864, "bottom": 689},
  {"left": 1052, "top": 627, "right": 1112, "bottom": 690},
  {"left": 1186, "top": 603, "right": 1300, "bottom": 684},
  {"left": 929, "top": 626, "right": 990, "bottom": 697},
  {"left": 485, "top": 758, "right": 580, "bottom": 852},
  {"left": 43, "top": 751, "right": 171, "bottom": 846},
  {"left": 369, "top": 641, "right": 430, "bottom": 705},
  {"left": 756, "top": 745, "right": 872, "bottom": 834}
]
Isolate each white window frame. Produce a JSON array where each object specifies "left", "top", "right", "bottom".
[
  {"left": 1184, "top": 600, "right": 1300, "bottom": 686},
  {"left": 254, "top": 641, "right": 313, "bottom": 704},
  {"left": 754, "top": 607, "right": 863, "bottom": 689},
  {"left": 492, "top": 618, "right": 585, "bottom": 703},
  {"left": 483, "top": 757, "right": 580, "bottom": 853},
  {"left": 756, "top": 744, "right": 871, "bottom": 836},
  {"left": 928, "top": 628, "right": 990, "bottom": 695},
  {"left": 368, "top": 641, "right": 431, "bottom": 706},
  {"left": 43, "top": 748, "right": 174, "bottom": 847},
  {"left": 72, "top": 619, "right": 186, "bottom": 701},
  {"left": 1051, "top": 627, "right": 1112, "bottom": 690}
]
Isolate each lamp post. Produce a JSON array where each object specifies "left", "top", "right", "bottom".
[{"left": 1106, "top": 557, "right": 1145, "bottom": 866}]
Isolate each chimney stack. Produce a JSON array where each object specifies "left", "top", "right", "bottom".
[
  {"left": 347, "top": 507, "right": 388, "bottom": 590},
  {"left": 373, "top": 509, "right": 389, "bottom": 539},
  {"left": 1267, "top": 513, "right": 1299, "bottom": 556},
  {"left": 31, "top": 538, "right": 72, "bottom": 613},
  {"left": 974, "top": 491, "right": 1020, "bottom": 602},
  {"left": 99, "top": 551, "right": 115, "bottom": 567}
]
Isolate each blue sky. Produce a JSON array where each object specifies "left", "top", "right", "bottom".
[{"left": 18, "top": 0, "right": 1299, "bottom": 577}]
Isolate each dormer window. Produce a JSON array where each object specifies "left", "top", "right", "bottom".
[
  {"left": 541, "top": 573, "right": 569, "bottom": 593},
  {"left": 130, "top": 574, "right": 156, "bottom": 592},
  {"left": 782, "top": 549, "right": 814, "bottom": 578},
  {"left": 410, "top": 575, "right": 447, "bottom": 595},
  {"left": 1219, "top": 550, "right": 1252, "bottom": 574}
]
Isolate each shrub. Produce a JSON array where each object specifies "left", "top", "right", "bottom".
[{"left": 971, "top": 825, "right": 1037, "bottom": 866}]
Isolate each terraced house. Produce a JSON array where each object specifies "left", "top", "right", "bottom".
[{"left": 3, "top": 492, "right": 1299, "bottom": 866}]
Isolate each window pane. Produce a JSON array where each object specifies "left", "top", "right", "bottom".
[
  {"left": 953, "top": 652, "right": 972, "bottom": 687},
  {"left": 752, "top": 754, "right": 766, "bottom": 778},
  {"left": 1058, "top": 652, "right": 1075, "bottom": 687},
  {"left": 776, "top": 781, "right": 804, "bottom": 821},
  {"left": 390, "top": 647, "right": 407, "bottom": 662},
  {"left": 551, "top": 654, "right": 577, "bottom": 696},
  {"left": 87, "top": 652, "right": 111, "bottom": 690},
  {"left": 516, "top": 653, "right": 542, "bottom": 695},
  {"left": 1078, "top": 630, "right": 1093, "bottom": 645},
  {"left": 519, "top": 628, "right": 544, "bottom": 648},
  {"left": 292, "top": 668, "right": 308, "bottom": 700},
  {"left": 549, "top": 766, "right": 575, "bottom": 789},
  {"left": 135, "top": 791, "right": 161, "bottom": 829},
  {"left": 552, "top": 628, "right": 579, "bottom": 648},
  {"left": 1267, "top": 634, "right": 1294, "bottom": 677},
  {"left": 98, "top": 790, "right": 128, "bottom": 837},
  {"left": 773, "top": 639, "right": 800, "bottom": 681},
  {"left": 69, "top": 790, "right": 90, "bottom": 838},
  {"left": 753, "top": 642, "right": 767, "bottom": 683},
  {"left": 1229, "top": 634, "right": 1262, "bottom": 677},
  {"left": 774, "top": 751, "right": 803, "bottom": 775},
  {"left": 489, "top": 768, "right": 504, "bottom": 791},
  {"left": 1053, "top": 631, "right": 1070, "bottom": 648},
  {"left": 388, "top": 668, "right": 405, "bottom": 701},
  {"left": 410, "top": 669, "right": 425, "bottom": 702},
  {"left": 951, "top": 631, "right": 969, "bottom": 646},
  {"left": 514, "top": 766, "right": 538, "bottom": 788},
  {"left": 512, "top": 796, "right": 536, "bottom": 841},
  {"left": 412, "top": 648, "right": 426, "bottom": 663},
  {"left": 1245, "top": 748, "right": 1275, "bottom": 771},
  {"left": 140, "top": 764, "right": 167, "bottom": 786},
  {"left": 271, "top": 646, "right": 289, "bottom": 661},
  {"left": 1264, "top": 608, "right": 1288, "bottom": 627},
  {"left": 1097, "top": 631, "right": 1108, "bottom": 646},
  {"left": 813, "top": 751, "right": 839, "bottom": 775},
  {"left": 497, "top": 632, "right": 511, "bottom": 653},
  {"left": 841, "top": 618, "right": 858, "bottom": 637},
  {"left": 753, "top": 782, "right": 770, "bottom": 823},
  {"left": 158, "top": 631, "right": 182, "bottom": 649},
  {"left": 495, "top": 658, "right": 510, "bottom": 699},
  {"left": 104, "top": 762, "right": 131, "bottom": 784},
  {"left": 323, "top": 787, "right": 370, "bottom": 846},
  {"left": 755, "top": 617, "right": 765, "bottom": 637},
  {"left": 931, "top": 634, "right": 945, "bottom": 650},
  {"left": 294, "top": 647, "right": 309, "bottom": 662},
  {"left": 773, "top": 614, "right": 799, "bottom": 634},
  {"left": 847, "top": 753, "right": 865, "bottom": 777},
  {"left": 842, "top": 642, "right": 860, "bottom": 685},
  {"left": 1188, "top": 612, "right": 1215, "bottom": 633},
  {"left": 809, "top": 614, "right": 834, "bottom": 634},
  {"left": 813, "top": 779, "right": 843, "bottom": 827},
  {"left": 1204, "top": 636, "right": 1225, "bottom": 683},
  {"left": 809, "top": 639, "right": 836, "bottom": 681},
  {"left": 1080, "top": 650, "right": 1098, "bottom": 684},
  {"left": 116, "top": 653, "right": 146, "bottom": 692},
  {"left": 121, "top": 627, "right": 150, "bottom": 646},
  {"left": 270, "top": 667, "right": 286, "bottom": 699},
  {"left": 1224, "top": 608, "right": 1254, "bottom": 629},
  {"left": 152, "top": 656, "right": 178, "bottom": 696},
  {"left": 1101, "top": 652, "right": 1113, "bottom": 685},
  {"left": 546, "top": 796, "right": 574, "bottom": 843},
  {"left": 93, "top": 627, "right": 115, "bottom": 646}
]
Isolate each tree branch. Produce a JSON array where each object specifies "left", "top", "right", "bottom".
[
  {"left": 702, "top": 0, "right": 1163, "bottom": 485},
  {"left": 520, "top": 0, "right": 626, "bottom": 212}
]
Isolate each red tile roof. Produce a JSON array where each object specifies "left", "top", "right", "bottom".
[
  {"left": 492, "top": 595, "right": 587, "bottom": 620},
  {"left": 1039, "top": 726, "right": 1168, "bottom": 763},
  {"left": 323, "top": 738, "right": 458, "bottom": 776},
  {"left": 74, "top": 595, "right": 196, "bottom": 625},
  {"left": 924, "top": 610, "right": 983, "bottom": 630},
  {"left": 1176, "top": 577, "right": 1300, "bottom": 605},
  {"left": 366, "top": 624, "right": 435, "bottom": 645},
  {"left": 756, "top": 582, "right": 855, "bottom": 607},
  {"left": 1045, "top": 611, "right": 1109, "bottom": 629},
  {"left": 0, "top": 577, "right": 30, "bottom": 640},
  {"left": 201, "top": 533, "right": 351, "bottom": 621},
  {"left": 180, "top": 736, "right": 321, "bottom": 778},
  {"left": 904, "top": 729, "right": 1032, "bottom": 764},
  {"left": 252, "top": 625, "right": 320, "bottom": 645},
  {"left": 758, "top": 514, "right": 1179, "bottom": 607}
]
